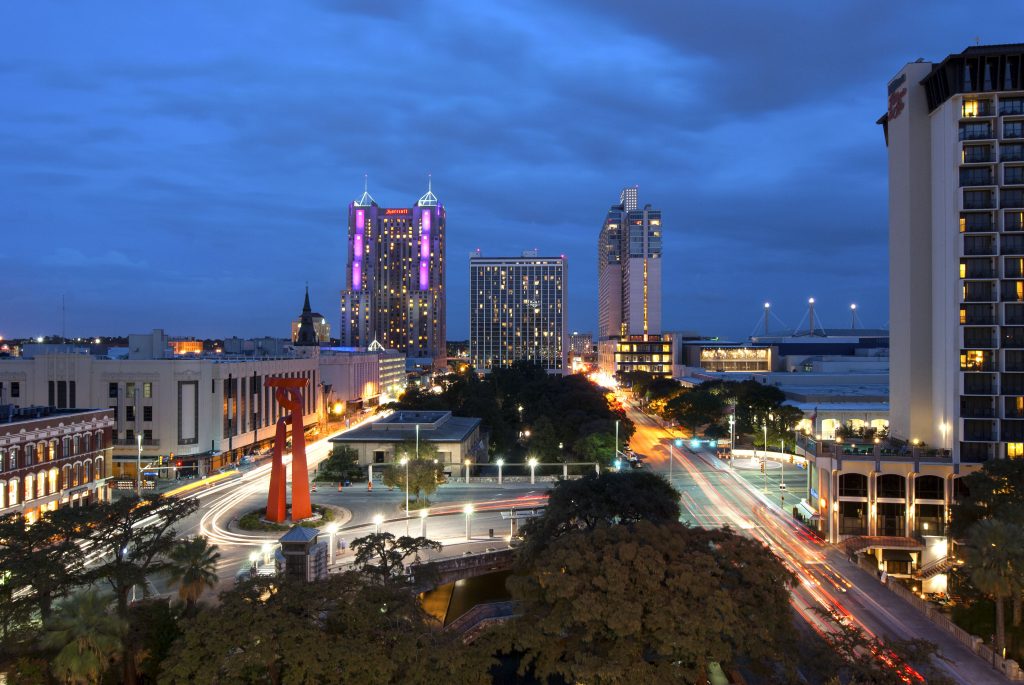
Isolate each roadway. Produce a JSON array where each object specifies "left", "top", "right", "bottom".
[{"left": 625, "top": 399, "right": 1006, "bottom": 684}]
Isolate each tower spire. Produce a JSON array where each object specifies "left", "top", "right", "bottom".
[
  {"left": 355, "top": 173, "right": 376, "bottom": 207},
  {"left": 417, "top": 172, "right": 438, "bottom": 207}
]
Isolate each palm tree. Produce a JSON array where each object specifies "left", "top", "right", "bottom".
[
  {"left": 42, "top": 590, "right": 125, "bottom": 685},
  {"left": 165, "top": 536, "right": 220, "bottom": 614},
  {"left": 963, "top": 519, "right": 1024, "bottom": 653}
]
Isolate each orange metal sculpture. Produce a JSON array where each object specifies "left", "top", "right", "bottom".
[{"left": 265, "top": 377, "right": 312, "bottom": 522}]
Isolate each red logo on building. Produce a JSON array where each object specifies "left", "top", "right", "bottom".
[
  {"left": 385, "top": 208, "right": 410, "bottom": 215},
  {"left": 888, "top": 87, "right": 907, "bottom": 120}
]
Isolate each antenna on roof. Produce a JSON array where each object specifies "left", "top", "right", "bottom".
[{"left": 364, "top": 173, "right": 368, "bottom": 194}]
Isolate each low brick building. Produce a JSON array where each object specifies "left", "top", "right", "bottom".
[{"left": 0, "top": 405, "right": 115, "bottom": 521}]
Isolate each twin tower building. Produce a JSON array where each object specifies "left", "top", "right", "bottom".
[{"left": 339, "top": 181, "right": 667, "bottom": 376}]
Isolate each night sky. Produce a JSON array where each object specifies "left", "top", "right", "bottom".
[{"left": 3, "top": 2, "right": 1024, "bottom": 341}]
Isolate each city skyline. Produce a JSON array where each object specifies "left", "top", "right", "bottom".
[{"left": 6, "top": 3, "right": 1024, "bottom": 341}]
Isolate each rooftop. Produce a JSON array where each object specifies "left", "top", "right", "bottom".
[{"left": 331, "top": 411, "right": 481, "bottom": 444}]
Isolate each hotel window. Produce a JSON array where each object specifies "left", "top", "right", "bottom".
[
  {"left": 1005, "top": 190, "right": 1024, "bottom": 209},
  {"left": 960, "top": 349, "right": 990, "bottom": 370},
  {"left": 143, "top": 406, "right": 153, "bottom": 422},
  {"left": 1003, "top": 98, "right": 1024, "bottom": 116},
  {"left": 126, "top": 406, "right": 135, "bottom": 422},
  {"left": 10, "top": 383, "right": 18, "bottom": 398},
  {"left": 1006, "top": 121, "right": 1024, "bottom": 140},
  {"left": 108, "top": 382, "right": 118, "bottom": 398},
  {"left": 9, "top": 480, "right": 19, "bottom": 506},
  {"left": 143, "top": 383, "right": 152, "bottom": 398},
  {"left": 1010, "top": 443, "right": 1024, "bottom": 458},
  {"left": 963, "top": 145, "right": 993, "bottom": 163},
  {"left": 960, "top": 122, "right": 992, "bottom": 141},
  {"left": 963, "top": 99, "right": 992, "bottom": 117},
  {"left": 1008, "top": 167, "right": 1024, "bottom": 186},
  {"left": 960, "top": 167, "right": 993, "bottom": 186},
  {"left": 961, "top": 212, "right": 993, "bottom": 232},
  {"left": 1004, "top": 144, "right": 1024, "bottom": 162}
]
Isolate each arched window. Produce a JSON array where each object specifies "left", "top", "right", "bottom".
[
  {"left": 0, "top": 480, "right": 5, "bottom": 508},
  {"left": 25, "top": 444, "right": 35, "bottom": 465},
  {"left": 94, "top": 457, "right": 104, "bottom": 480},
  {"left": 94, "top": 431, "right": 104, "bottom": 450},
  {"left": 83, "top": 434, "right": 91, "bottom": 453},
  {"left": 877, "top": 474, "right": 907, "bottom": 499},
  {"left": 838, "top": 473, "right": 868, "bottom": 497},
  {"left": 62, "top": 437, "right": 70, "bottom": 458},
  {"left": 73, "top": 435, "right": 80, "bottom": 455},
  {"left": 82, "top": 459, "right": 92, "bottom": 484},
  {"left": 915, "top": 475, "right": 945, "bottom": 500},
  {"left": 0, "top": 449, "right": 5, "bottom": 472},
  {"left": 8, "top": 447, "right": 17, "bottom": 470},
  {"left": 61, "top": 465, "right": 71, "bottom": 489},
  {"left": 73, "top": 462, "right": 81, "bottom": 487},
  {"left": 37, "top": 471, "right": 46, "bottom": 498},
  {"left": 24, "top": 474, "right": 34, "bottom": 501},
  {"left": 7, "top": 478, "right": 17, "bottom": 506},
  {"left": 48, "top": 440, "right": 57, "bottom": 461},
  {"left": 48, "top": 468, "right": 58, "bottom": 494}
]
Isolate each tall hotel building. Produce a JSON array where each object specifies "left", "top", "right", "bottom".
[
  {"left": 469, "top": 251, "right": 568, "bottom": 374},
  {"left": 340, "top": 182, "right": 446, "bottom": 369},
  {"left": 597, "top": 186, "right": 671, "bottom": 376},
  {"left": 884, "top": 45, "right": 1024, "bottom": 464}
]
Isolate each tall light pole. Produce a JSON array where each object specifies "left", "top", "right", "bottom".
[
  {"left": 415, "top": 424, "right": 420, "bottom": 460},
  {"left": 614, "top": 419, "right": 620, "bottom": 461},
  {"left": 762, "top": 418, "right": 769, "bottom": 493},
  {"left": 419, "top": 508, "right": 428, "bottom": 537},
  {"left": 464, "top": 459, "right": 471, "bottom": 484},
  {"left": 325, "top": 522, "right": 338, "bottom": 566},
  {"left": 373, "top": 513, "right": 383, "bottom": 535},
  {"left": 729, "top": 414, "right": 735, "bottom": 456},
  {"left": 463, "top": 503, "right": 474, "bottom": 540},
  {"left": 400, "top": 457, "right": 410, "bottom": 517},
  {"left": 261, "top": 542, "right": 273, "bottom": 565},
  {"left": 671, "top": 438, "right": 682, "bottom": 482},
  {"left": 496, "top": 458, "right": 504, "bottom": 485},
  {"left": 528, "top": 457, "right": 538, "bottom": 485},
  {"left": 136, "top": 433, "right": 143, "bottom": 496}
]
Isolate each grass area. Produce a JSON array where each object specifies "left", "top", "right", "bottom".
[
  {"left": 952, "top": 599, "right": 1024, "bottom": 662},
  {"left": 237, "top": 504, "right": 334, "bottom": 532}
]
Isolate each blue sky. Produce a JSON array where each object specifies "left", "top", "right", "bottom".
[{"left": 2, "top": 1, "right": 1023, "bottom": 340}]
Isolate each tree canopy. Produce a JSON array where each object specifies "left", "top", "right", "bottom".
[
  {"left": 392, "top": 361, "right": 632, "bottom": 462},
  {"left": 503, "top": 520, "right": 797, "bottom": 684},
  {"left": 350, "top": 532, "right": 443, "bottom": 584},
  {"left": 519, "top": 470, "right": 680, "bottom": 560}
]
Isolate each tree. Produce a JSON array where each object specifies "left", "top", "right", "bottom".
[
  {"left": 314, "top": 444, "right": 363, "bottom": 482},
  {"left": 665, "top": 387, "right": 726, "bottom": 436},
  {"left": 963, "top": 519, "right": 1024, "bottom": 653},
  {"left": 519, "top": 470, "right": 680, "bottom": 560},
  {"left": 503, "top": 521, "right": 797, "bottom": 684},
  {"left": 572, "top": 431, "right": 616, "bottom": 466},
  {"left": 164, "top": 536, "right": 220, "bottom": 615},
  {"left": 382, "top": 458, "right": 444, "bottom": 504},
  {"left": 0, "top": 506, "right": 93, "bottom": 624},
  {"left": 87, "top": 494, "right": 199, "bottom": 685},
  {"left": 41, "top": 590, "right": 125, "bottom": 685},
  {"left": 158, "top": 573, "right": 479, "bottom": 684},
  {"left": 350, "top": 532, "right": 442, "bottom": 584},
  {"left": 950, "top": 457, "right": 1024, "bottom": 539}
]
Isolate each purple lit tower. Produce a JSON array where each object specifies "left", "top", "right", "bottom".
[{"left": 340, "top": 177, "right": 446, "bottom": 369}]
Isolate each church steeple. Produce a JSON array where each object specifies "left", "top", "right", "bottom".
[{"left": 295, "top": 285, "right": 318, "bottom": 347}]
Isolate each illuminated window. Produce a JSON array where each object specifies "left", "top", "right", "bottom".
[
  {"left": 1010, "top": 443, "right": 1024, "bottom": 458},
  {"left": 960, "top": 349, "right": 988, "bottom": 370},
  {"left": 960, "top": 308, "right": 967, "bottom": 324},
  {"left": 960, "top": 263, "right": 967, "bottom": 278}
]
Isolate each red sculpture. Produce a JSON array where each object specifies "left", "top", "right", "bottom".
[{"left": 265, "top": 378, "right": 312, "bottom": 522}]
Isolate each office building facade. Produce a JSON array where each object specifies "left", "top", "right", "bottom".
[
  {"left": 597, "top": 186, "right": 667, "bottom": 375},
  {"left": 340, "top": 182, "right": 446, "bottom": 369},
  {"left": 469, "top": 252, "right": 568, "bottom": 373}
]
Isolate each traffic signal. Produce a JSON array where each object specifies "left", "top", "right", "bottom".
[
  {"left": 760, "top": 460, "right": 766, "bottom": 474},
  {"left": 176, "top": 460, "right": 183, "bottom": 467}
]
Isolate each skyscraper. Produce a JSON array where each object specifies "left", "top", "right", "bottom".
[
  {"left": 597, "top": 186, "right": 668, "bottom": 375},
  {"left": 340, "top": 180, "right": 446, "bottom": 368},
  {"left": 884, "top": 44, "right": 1024, "bottom": 463},
  {"left": 469, "top": 251, "right": 567, "bottom": 374}
]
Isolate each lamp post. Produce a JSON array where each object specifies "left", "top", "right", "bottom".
[
  {"left": 415, "top": 424, "right": 420, "bottom": 459},
  {"left": 325, "top": 522, "right": 339, "bottom": 566},
  {"left": 528, "top": 457, "right": 538, "bottom": 485},
  {"left": 373, "top": 513, "right": 383, "bottom": 535},
  {"left": 463, "top": 503, "right": 474, "bottom": 541},
  {"left": 729, "top": 414, "right": 736, "bottom": 455},
  {"left": 614, "top": 459, "right": 622, "bottom": 471},
  {"left": 261, "top": 542, "right": 273, "bottom": 566},
  {"left": 614, "top": 419, "right": 620, "bottom": 461},
  {"left": 400, "top": 457, "right": 409, "bottom": 517},
  {"left": 464, "top": 459, "right": 471, "bottom": 484},
  {"left": 419, "top": 508, "right": 428, "bottom": 537},
  {"left": 762, "top": 418, "right": 769, "bottom": 493},
  {"left": 496, "top": 458, "right": 504, "bottom": 485},
  {"left": 671, "top": 438, "right": 682, "bottom": 482},
  {"left": 136, "top": 433, "right": 143, "bottom": 496},
  {"left": 248, "top": 550, "right": 260, "bottom": 576}
]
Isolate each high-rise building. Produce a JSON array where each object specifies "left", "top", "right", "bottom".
[
  {"left": 883, "top": 44, "right": 1024, "bottom": 463},
  {"left": 340, "top": 180, "right": 446, "bottom": 369},
  {"left": 469, "top": 251, "right": 567, "bottom": 374},
  {"left": 597, "top": 186, "right": 667, "bottom": 375}
]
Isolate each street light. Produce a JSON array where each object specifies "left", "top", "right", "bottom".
[
  {"left": 614, "top": 459, "right": 621, "bottom": 471},
  {"left": 373, "top": 513, "right": 384, "bottom": 535},
  {"left": 671, "top": 438, "right": 682, "bottom": 481},
  {"left": 325, "top": 522, "right": 339, "bottom": 566},
  {"left": 261, "top": 542, "right": 273, "bottom": 565},
  {"left": 248, "top": 550, "right": 260, "bottom": 575},
  {"left": 400, "top": 457, "right": 410, "bottom": 517},
  {"left": 528, "top": 457, "right": 538, "bottom": 485},
  {"left": 614, "top": 418, "right": 620, "bottom": 463},
  {"left": 136, "top": 433, "right": 143, "bottom": 496},
  {"left": 419, "top": 508, "right": 428, "bottom": 537},
  {"left": 463, "top": 503, "right": 474, "bottom": 540},
  {"left": 496, "top": 458, "right": 504, "bottom": 485},
  {"left": 465, "top": 459, "right": 471, "bottom": 484}
]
